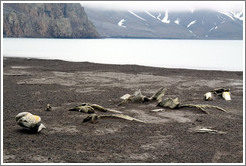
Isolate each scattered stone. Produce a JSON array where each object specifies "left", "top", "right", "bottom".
[
  {"left": 45, "top": 104, "right": 52, "bottom": 111},
  {"left": 15, "top": 112, "right": 46, "bottom": 132}
]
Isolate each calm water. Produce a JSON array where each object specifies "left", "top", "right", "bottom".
[{"left": 3, "top": 38, "right": 244, "bottom": 71}]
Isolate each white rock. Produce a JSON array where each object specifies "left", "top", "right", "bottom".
[{"left": 15, "top": 112, "right": 46, "bottom": 132}]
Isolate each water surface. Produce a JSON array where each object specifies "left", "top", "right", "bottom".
[{"left": 3, "top": 38, "right": 243, "bottom": 71}]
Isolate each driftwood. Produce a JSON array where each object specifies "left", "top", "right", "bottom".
[
  {"left": 158, "top": 97, "right": 227, "bottom": 114},
  {"left": 69, "top": 103, "right": 122, "bottom": 114},
  {"left": 118, "top": 87, "right": 166, "bottom": 105},
  {"left": 82, "top": 114, "right": 145, "bottom": 123}
]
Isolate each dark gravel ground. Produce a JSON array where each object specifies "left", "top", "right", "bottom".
[{"left": 2, "top": 57, "right": 243, "bottom": 163}]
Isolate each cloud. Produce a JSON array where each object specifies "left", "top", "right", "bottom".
[{"left": 81, "top": 1, "right": 244, "bottom": 12}]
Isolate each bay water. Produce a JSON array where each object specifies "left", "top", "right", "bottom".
[{"left": 2, "top": 38, "right": 244, "bottom": 71}]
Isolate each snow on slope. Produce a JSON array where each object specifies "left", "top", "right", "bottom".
[
  {"left": 232, "top": 11, "right": 243, "bottom": 21},
  {"left": 220, "top": 11, "right": 243, "bottom": 21},
  {"left": 220, "top": 11, "right": 235, "bottom": 20},
  {"left": 175, "top": 18, "right": 180, "bottom": 24},
  {"left": 128, "top": 10, "right": 145, "bottom": 21},
  {"left": 157, "top": 13, "right": 161, "bottom": 20},
  {"left": 118, "top": 19, "right": 126, "bottom": 28},
  {"left": 145, "top": 11, "right": 156, "bottom": 19},
  {"left": 209, "top": 26, "right": 218, "bottom": 32},
  {"left": 161, "top": 11, "right": 170, "bottom": 24},
  {"left": 187, "top": 20, "right": 196, "bottom": 28}
]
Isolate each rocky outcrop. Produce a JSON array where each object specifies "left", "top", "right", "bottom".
[{"left": 3, "top": 3, "right": 100, "bottom": 38}]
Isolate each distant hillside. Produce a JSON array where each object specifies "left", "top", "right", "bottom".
[
  {"left": 3, "top": 3, "right": 100, "bottom": 38},
  {"left": 84, "top": 8, "right": 243, "bottom": 40}
]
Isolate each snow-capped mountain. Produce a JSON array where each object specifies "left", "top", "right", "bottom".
[{"left": 84, "top": 7, "right": 243, "bottom": 39}]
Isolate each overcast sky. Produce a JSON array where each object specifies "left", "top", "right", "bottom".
[{"left": 81, "top": 1, "right": 244, "bottom": 12}]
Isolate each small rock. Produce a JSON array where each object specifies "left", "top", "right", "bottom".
[
  {"left": 196, "top": 119, "right": 202, "bottom": 122},
  {"left": 45, "top": 104, "right": 52, "bottom": 111}
]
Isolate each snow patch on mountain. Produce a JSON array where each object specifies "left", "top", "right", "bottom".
[
  {"left": 220, "top": 11, "right": 235, "bottom": 20},
  {"left": 189, "top": 30, "right": 196, "bottom": 36},
  {"left": 174, "top": 18, "right": 180, "bottom": 25},
  {"left": 187, "top": 20, "right": 196, "bottom": 28},
  {"left": 128, "top": 10, "right": 145, "bottom": 21},
  {"left": 157, "top": 13, "right": 161, "bottom": 20},
  {"left": 209, "top": 26, "right": 218, "bottom": 32},
  {"left": 84, "top": 7, "right": 243, "bottom": 40},
  {"left": 118, "top": 19, "right": 126, "bottom": 28},
  {"left": 232, "top": 11, "right": 243, "bottom": 21},
  {"left": 161, "top": 11, "right": 170, "bottom": 24},
  {"left": 145, "top": 11, "right": 156, "bottom": 19}
]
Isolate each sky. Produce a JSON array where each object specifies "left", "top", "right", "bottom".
[{"left": 80, "top": 1, "right": 244, "bottom": 12}]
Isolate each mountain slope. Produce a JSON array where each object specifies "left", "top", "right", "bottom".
[
  {"left": 3, "top": 3, "right": 100, "bottom": 38},
  {"left": 84, "top": 8, "right": 243, "bottom": 39}
]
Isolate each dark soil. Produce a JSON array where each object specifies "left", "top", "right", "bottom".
[{"left": 3, "top": 57, "right": 243, "bottom": 163}]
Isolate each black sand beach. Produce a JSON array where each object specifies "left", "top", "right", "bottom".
[{"left": 3, "top": 57, "right": 243, "bottom": 163}]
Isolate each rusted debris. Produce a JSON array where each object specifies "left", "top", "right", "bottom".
[
  {"left": 204, "top": 88, "right": 231, "bottom": 101},
  {"left": 82, "top": 113, "right": 145, "bottom": 123},
  {"left": 69, "top": 104, "right": 95, "bottom": 113},
  {"left": 118, "top": 89, "right": 149, "bottom": 106},
  {"left": 157, "top": 97, "right": 180, "bottom": 109},
  {"left": 148, "top": 87, "right": 167, "bottom": 102},
  {"left": 69, "top": 103, "right": 122, "bottom": 114},
  {"left": 180, "top": 104, "right": 227, "bottom": 114},
  {"left": 212, "top": 88, "right": 230, "bottom": 96},
  {"left": 157, "top": 97, "right": 227, "bottom": 114},
  {"left": 118, "top": 87, "right": 166, "bottom": 105}
]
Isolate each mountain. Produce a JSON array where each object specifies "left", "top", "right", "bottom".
[
  {"left": 84, "top": 8, "right": 243, "bottom": 40},
  {"left": 3, "top": 3, "right": 100, "bottom": 38}
]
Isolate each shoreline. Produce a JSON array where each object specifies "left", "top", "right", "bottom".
[
  {"left": 3, "top": 57, "right": 243, "bottom": 73},
  {"left": 3, "top": 57, "right": 243, "bottom": 163}
]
